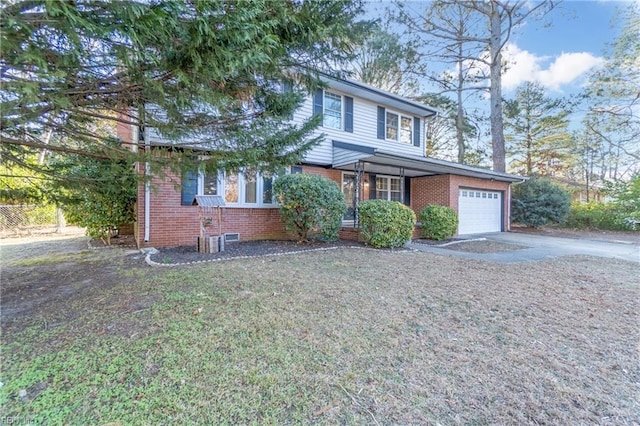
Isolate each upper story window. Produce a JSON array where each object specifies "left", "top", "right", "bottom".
[
  {"left": 386, "top": 111, "right": 413, "bottom": 144},
  {"left": 313, "top": 89, "right": 353, "bottom": 132},
  {"left": 377, "top": 106, "right": 420, "bottom": 147},
  {"left": 323, "top": 92, "right": 343, "bottom": 129}
]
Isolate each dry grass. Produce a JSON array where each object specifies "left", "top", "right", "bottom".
[{"left": 1, "top": 244, "right": 638, "bottom": 424}]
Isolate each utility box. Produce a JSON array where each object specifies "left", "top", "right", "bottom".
[
  {"left": 197, "top": 235, "right": 220, "bottom": 253},
  {"left": 193, "top": 195, "right": 226, "bottom": 253}
]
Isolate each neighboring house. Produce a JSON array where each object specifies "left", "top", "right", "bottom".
[
  {"left": 549, "top": 176, "right": 609, "bottom": 204},
  {"left": 118, "top": 72, "right": 524, "bottom": 248}
]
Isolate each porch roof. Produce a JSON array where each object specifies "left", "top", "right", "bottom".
[{"left": 332, "top": 141, "right": 525, "bottom": 183}]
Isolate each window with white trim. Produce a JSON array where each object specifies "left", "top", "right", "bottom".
[
  {"left": 199, "top": 170, "right": 276, "bottom": 207},
  {"left": 323, "top": 92, "right": 343, "bottom": 130},
  {"left": 386, "top": 111, "right": 413, "bottom": 144},
  {"left": 376, "top": 176, "right": 402, "bottom": 202},
  {"left": 203, "top": 172, "right": 218, "bottom": 195}
]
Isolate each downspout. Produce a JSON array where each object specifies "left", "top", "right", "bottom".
[
  {"left": 139, "top": 107, "right": 150, "bottom": 243},
  {"left": 144, "top": 162, "right": 150, "bottom": 242}
]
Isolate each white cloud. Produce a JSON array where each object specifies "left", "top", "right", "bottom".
[{"left": 502, "top": 43, "right": 604, "bottom": 91}]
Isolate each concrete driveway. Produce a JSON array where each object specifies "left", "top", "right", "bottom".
[{"left": 409, "top": 232, "right": 640, "bottom": 264}]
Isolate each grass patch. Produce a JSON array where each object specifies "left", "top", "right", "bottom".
[
  {"left": 4, "top": 251, "right": 95, "bottom": 267},
  {"left": 1, "top": 249, "right": 639, "bottom": 424}
]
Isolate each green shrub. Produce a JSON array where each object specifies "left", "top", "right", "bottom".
[
  {"left": 565, "top": 201, "right": 639, "bottom": 231},
  {"left": 274, "top": 173, "right": 346, "bottom": 242},
  {"left": 418, "top": 205, "right": 458, "bottom": 240},
  {"left": 358, "top": 200, "right": 416, "bottom": 248},
  {"left": 511, "top": 178, "right": 571, "bottom": 227},
  {"left": 61, "top": 166, "right": 136, "bottom": 244}
]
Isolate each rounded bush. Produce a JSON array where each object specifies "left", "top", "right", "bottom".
[
  {"left": 511, "top": 178, "right": 571, "bottom": 228},
  {"left": 358, "top": 200, "right": 416, "bottom": 248},
  {"left": 273, "top": 173, "right": 346, "bottom": 242},
  {"left": 418, "top": 205, "right": 458, "bottom": 241}
]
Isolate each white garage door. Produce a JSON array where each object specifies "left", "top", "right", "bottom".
[{"left": 458, "top": 189, "right": 502, "bottom": 234}]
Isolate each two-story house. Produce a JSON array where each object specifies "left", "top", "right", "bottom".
[{"left": 118, "top": 72, "right": 524, "bottom": 248}]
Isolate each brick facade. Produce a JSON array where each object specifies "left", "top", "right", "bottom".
[
  {"left": 135, "top": 164, "right": 512, "bottom": 248},
  {"left": 410, "top": 174, "right": 510, "bottom": 234},
  {"left": 136, "top": 170, "right": 289, "bottom": 248}
]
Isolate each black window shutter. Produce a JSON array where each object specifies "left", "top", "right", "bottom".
[
  {"left": 404, "top": 177, "right": 411, "bottom": 206},
  {"left": 377, "top": 107, "right": 385, "bottom": 139},
  {"left": 413, "top": 117, "right": 421, "bottom": 147},
  {"left": 344, "top": 96, "right": 354, "bottom": 132},
  {"left": 291, "top": 166, "right": 303, "bottom": 174},
  {"left": 181, "top": 171, "right": 198, "bottom": 206},
  {"left": 369, "top": 174, "right": 377, "bottom": 199},
  {"left": 313, "top": 89, "right": 323, "bottom": 116}
]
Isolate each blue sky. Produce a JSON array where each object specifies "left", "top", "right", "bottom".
[
  {"left": 500, "top": 0, "right": 625, "bottom": 95},
  {"left": 366, "top": 0, "right": 632, "bottom": 96}
]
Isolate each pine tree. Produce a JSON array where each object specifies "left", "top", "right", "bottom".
[
  {"left": 504, "top": 82, "right": 572, "bottom": 176},
  {"left": 0, "top": 0, "right": 367, "bottom": 189}
]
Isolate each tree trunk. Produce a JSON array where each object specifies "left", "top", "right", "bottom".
[
  {"left": 489, "top": 1, "right": 506, "bottom": 172},
  {"left": 456, "top": 86, "right": 465, "bottom": 163},
  {"left": 456, "top": 43, "right": 466, "bottom": 163}
]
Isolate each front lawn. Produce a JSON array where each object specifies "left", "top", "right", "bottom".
[{"left": 1, "top": 242, "right": 638, "bottom": 424}]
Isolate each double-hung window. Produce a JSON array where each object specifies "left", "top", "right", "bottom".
[
  {"left": 186, "top": 170, "right": 275, "bottom": 207},
  {"left": 386, "top": 111, "right": 413, "bottom": 144},
  {"left": 323, "top": 92, "right": 343, "bottom": 130},
  {"left": 313, "top": 89, "right": 353, "bottom": 132},
  {"left": 203, "top": 172, "right": 218, "bottom": 195},
  {"left": 376, "top": 176, "right": 402, "bottom": 202}
]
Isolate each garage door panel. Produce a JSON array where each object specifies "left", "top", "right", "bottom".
[{"left": 458, "top": 189, "right": 502, "bottom": 234}]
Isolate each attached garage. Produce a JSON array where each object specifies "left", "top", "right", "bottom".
[{"left": 458, "top": 188, "right": 503, "bottom": 234}]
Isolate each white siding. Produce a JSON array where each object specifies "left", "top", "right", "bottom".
[
  {"left": 291, "top": 89, "right": 425, "bottom": 165},
  {"left": 144, "top": 88, "right": 428, "bottom": 161}
]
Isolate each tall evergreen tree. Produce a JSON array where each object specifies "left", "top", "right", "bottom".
[
  {"left": 1, "top": 0, "right": 368, "bottom": 189},
  {"left": 504, "top": 82, "right": 572, "bottom": 176}
]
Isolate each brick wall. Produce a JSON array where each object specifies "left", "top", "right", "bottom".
[
  {"left": 409, "top": 174, "right": 511, "bottom": 232},
  {"left": 411, "top": 175, "right": 452, "bottom": 214},
  {"left": 137, "top": 164, "right": 348, "bottom": 248},
  {"left": 136, "top": 170, "right": 289, "bottom": 248},
  {"left": 136, "top": 163, "right": 513, "bottom": 248}
]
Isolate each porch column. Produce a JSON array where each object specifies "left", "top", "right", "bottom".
[
  {"left": 353, "top": 161, "right": 364, "bottom": 227},
  {"left": 399, "top": 167, "right": 405, "bottom": 204}
]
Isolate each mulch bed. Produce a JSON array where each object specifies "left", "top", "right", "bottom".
[{"left": 149, "top": 239, "right": 369, "bottom": 264}]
